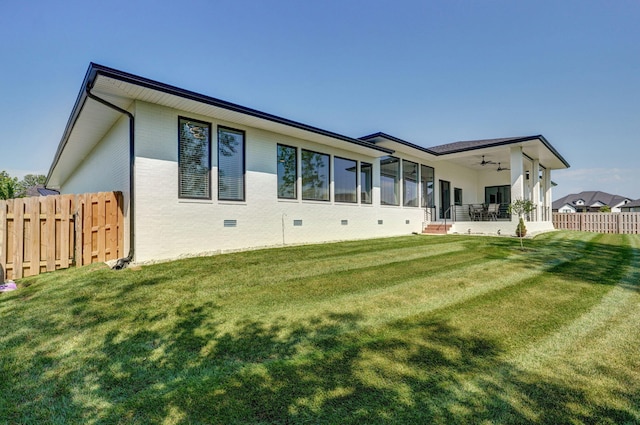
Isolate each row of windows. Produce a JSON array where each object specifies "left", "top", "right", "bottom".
[
  {"left": 177, "top": 116, "right": 435, "bottom": 208},
  {"left": 277, "top": 144, "right": 373, "bottom": 204},
  {"left": 380, "top": 156, "right": 435, "bottom": 208}
]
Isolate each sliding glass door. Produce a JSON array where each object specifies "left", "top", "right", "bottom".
[{"left": 440, "top": 180, "right": 451, "bottom": 219}]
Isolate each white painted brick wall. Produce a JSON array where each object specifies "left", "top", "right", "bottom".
[{"left": 133, "top": 102, "right": 427, "bottom": 262}]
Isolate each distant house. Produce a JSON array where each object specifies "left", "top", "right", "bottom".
[
  {"left": 45, "top": 63, "right": 570, "bottom": 264},
  {"left": 25, "top": 185, "right": 59, "bottom": 197},
  {"left": 553, "top": 191, "right": 632, "bottom": 213},
  {"left": 621, "top": 199, "right": 640, "bottom": 213}
]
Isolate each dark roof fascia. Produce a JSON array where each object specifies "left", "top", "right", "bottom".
[
  {"left": 46, "top": 64, "right": 394, "bottom": 185},
  {"left": 432, "top": 135, "right": 570, "bottom": 168},
  {"left": 87, "top": 63, "right": 393, "bottom": 154},
  {"left": 361, "top": 132, "right": 570, "bottom": 169},
  {"left": 46, "top": 65, "right": 97, "bottom": 184},
  {"left": 360, "top": 132, "right": 438, "bottom": 155}
]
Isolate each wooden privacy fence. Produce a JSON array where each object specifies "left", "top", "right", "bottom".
[
  {"left": 1, "top": 192, "right": 124, "bottom": 280},
  {"left": 553, "top": 212, "right": 640, "bottom": 234}
]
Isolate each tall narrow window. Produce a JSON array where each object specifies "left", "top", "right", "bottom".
[
  {"left": 218, "top": 127, "right": 245, "bottom": 201},
  {"left": 421, "top": 165, "right": 434, "bottom": 208},
  {"left": 301, "top": 149, "right": 330, "bottom": 201},
  {"left": 360, "top": 162, "right": 372, "bottom": 204},
  {"left": 403, "top": 160, "right": 418, "bottom": 207},
  {"left": 277, "top": 144, "right": 297, "bottom": 199},
  {"left": 178, "top": 117, "right": 211, "bottom": 199},
  {"left": 380, "top": 156, "right": 400, "bottom": 206},
  {"left": 334, "top": 156, "right": 357, "bottom": 203}
]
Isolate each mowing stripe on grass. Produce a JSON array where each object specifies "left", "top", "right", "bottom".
[{"left": 511, "top": 234, "right": 640, "bottom": 371}]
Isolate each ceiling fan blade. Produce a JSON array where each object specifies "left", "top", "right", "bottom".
[{"left": 480, "top": 155, "right": 496, "bottom": 166}]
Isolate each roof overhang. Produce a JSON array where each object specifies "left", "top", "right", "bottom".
[
  {"left": 47, "top": 63, "right": 393, "bottom": 189},
  {"left": 429, "top": 136, "right": 570, "bottom": 171},
  {"left": 361, "top": 133, "right": 570, "bottom": 171},
  {"left": 360, "top": 132, "right": 438, "bottom": 159}
]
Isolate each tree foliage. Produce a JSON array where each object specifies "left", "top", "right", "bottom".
[
  {"left": 0, "top": 171, "right": 47, "bottom": 200},
  {"left": 508, "top": 198, "right": 536, "bottom": 250}
]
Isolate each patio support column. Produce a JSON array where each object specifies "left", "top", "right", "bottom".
[
  {"left": 510, "top": 147, "right": 524, "bottom": 222},
  {"left": 532, "top": 159, "right": 540, "bottom": 221},
  {"left": 543, "top": 168, "right": 552, "bottom": 221}
]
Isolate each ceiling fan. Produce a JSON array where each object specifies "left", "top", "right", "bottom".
[
  {"left": 496, "top": 162, "right": 510, "bottom": 172},
  {"left": 478, "top": 155, "right": 495, "bottom": 166}
]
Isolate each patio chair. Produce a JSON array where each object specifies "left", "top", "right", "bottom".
[
  {"left": 486, "top": 203, "right": 500, "bottom": 221},
  {"left": 469, "top": 204, "right": 484, "bottom": 221}
]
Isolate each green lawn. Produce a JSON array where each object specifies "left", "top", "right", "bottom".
[{"left": 1, "top": 231, "right": 639, "bottom": 424}]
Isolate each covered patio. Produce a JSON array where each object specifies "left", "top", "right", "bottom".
[{"left": 422, "top": 136, "right": 568, "bottom": 235}]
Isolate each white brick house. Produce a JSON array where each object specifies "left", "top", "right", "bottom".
[{"left": 46, "top": 64, "right": 570, "bottom": 264}]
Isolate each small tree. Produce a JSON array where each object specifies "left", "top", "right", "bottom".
[
  {"left": 599, "top": 205, "right": 611, "bottom": 213},
  {"left": 508, "top": 198, "right": 536, "bottom": 250},
  {"left": 0, "top": 171, "right": 19, "bottom": 200}
]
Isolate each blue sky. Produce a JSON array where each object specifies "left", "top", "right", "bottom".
[{"left": 1, "top": 0, "right": 639, "bottom": 199}]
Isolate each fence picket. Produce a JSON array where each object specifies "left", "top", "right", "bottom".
[
  {"left": 0, "top": 191, "right": 123, "bottom": 280},
  {"left": 553, "top": 212, "right": 640, "bottom": 234}
]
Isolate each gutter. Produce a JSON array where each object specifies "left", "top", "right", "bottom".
[{"left": 85, "top": 83, "right": 135, "bottom": 269}]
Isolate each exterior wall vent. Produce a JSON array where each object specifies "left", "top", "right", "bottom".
[
  {"left": 378, "top": 219, "right": 383, "bottom": 225},
  {"left": 406, "top": 220, "right": 410, "bottom": 224},
  {"left": 223, "top": 219, "right": 238, "bottom": 227},
  {"left": 293, "top": 219, "right": 303, "bottom": 226},
  {"left": 341, "top": 220, "right": 348, "bottom": 226}
]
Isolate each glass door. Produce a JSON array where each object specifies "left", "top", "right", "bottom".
[{"left": 440, "top": 180, "right": 451, "bottom": 219}]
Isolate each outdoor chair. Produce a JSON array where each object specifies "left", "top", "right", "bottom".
[
  {"left": 469, "top": 204, "right": 484, "bottom": 221},
  {"left": 486, "top": 203, "right": 500, "bottom": 221}
]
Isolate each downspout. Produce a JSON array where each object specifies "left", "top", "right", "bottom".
[{"left": 85, "top": 86, "right": 135, "bottom": 269}]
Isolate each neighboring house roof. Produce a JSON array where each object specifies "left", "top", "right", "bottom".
[
  {"left": 623, "top": 199, "right": 640, "bottom": 208},
  {"left": 553, "top": 191, "right": 632, "bottom": 210},
  {"left": 25, "top": 185, "right": 59, "bottom": 197}
]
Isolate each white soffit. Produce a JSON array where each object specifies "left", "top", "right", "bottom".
[{"left": 91, "top": 75, "right": 389, "bottom": 158}]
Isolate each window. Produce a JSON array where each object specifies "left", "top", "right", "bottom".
[
  {"left": 403, "top": 160, "right": 418, "bottom": 207},
  {"left": 454, "top": 187, "right": 462, "bottom": 206},
  {"left": 380, "top": 156, "right": 400, "bottom": 206},
  {"left": 301, "top": 149, "right": 330, "bottom": 201},
  {"left": 440, "top": 180, "right": 451, "bottom": 219},
  {"left": 334, "top": 156, "right": 357, "bottom": 203},
  {"left": 277, "top": 144, "right": 297, "bottom": 199},
  {"left": 218, "top": 127, "right": 245, "bottom": 201},
  {"left": 485, "top": 185, "right": 511, "bottom": 217},
  {"left": 420, "top": 165, "right": 434, "bottom": 208},
  {"left": 360, "top": 162, "right": 372, "bottom": 204},
  {"left": 178, "top": 117, "right": 211, "bottom": 199}
]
